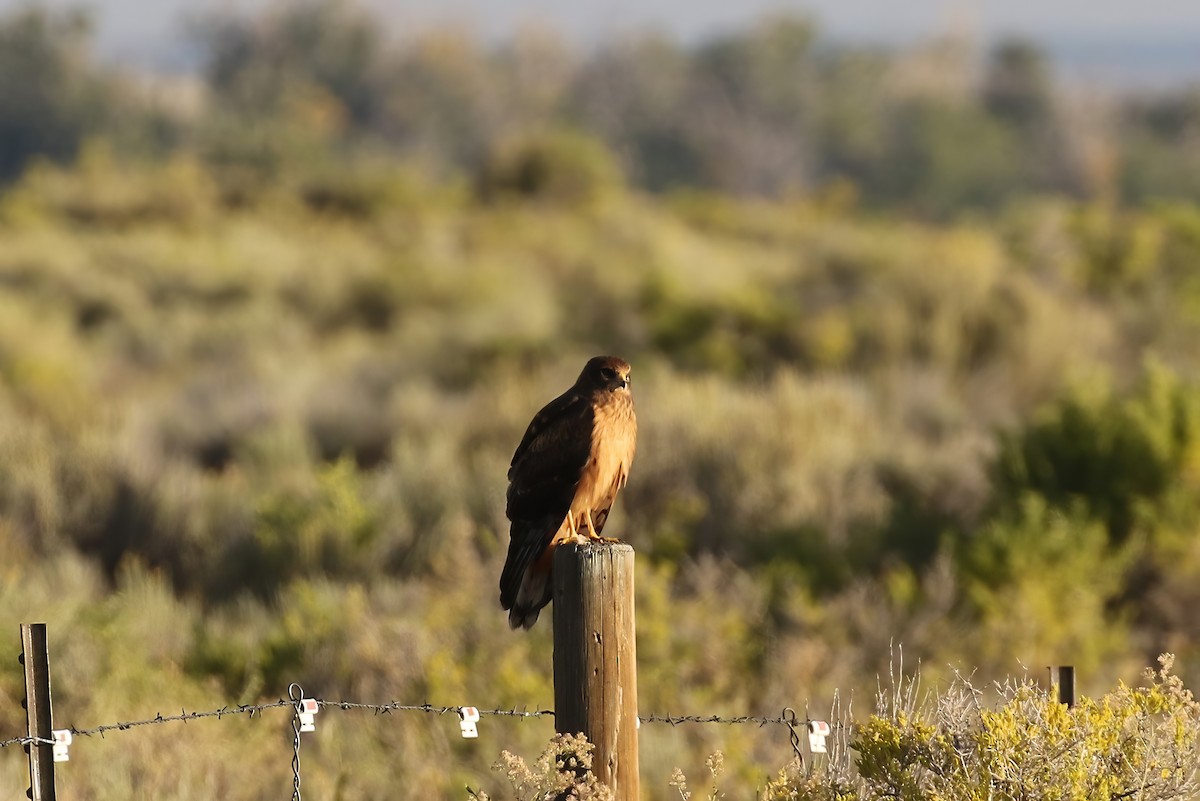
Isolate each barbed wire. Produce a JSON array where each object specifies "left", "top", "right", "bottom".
[
  {"left": 0, "top": 694, "right": 844, "bottom": 758},
  {"left": 639, "top": 712, "right": 791, "bottom": 726},
  {"left": 637, "top": 710, "right": 848, "bottom": 732},
  {"left": 0, "top": 699, "right": 294, "bottom": 749},
  {"left": 636, "top": 708, "right": 847, "bottom": 764},
  {"left": 319, "top": 700, "right": 554, "bottom": 718}
]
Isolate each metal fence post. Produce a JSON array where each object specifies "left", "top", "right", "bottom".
[
  {"left": 21, "top": 623, "right": 57, "bottom": 801},
  {"left": 1048, "top": 665, "right": 1075, "bottom": 708}
]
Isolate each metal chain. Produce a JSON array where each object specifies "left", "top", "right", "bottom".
[
  {"left": 289, "top": 683, "right": 304, "bottom": 801},
  {"left": 782, "top": 707, "right": 805, "bottom": 768}
]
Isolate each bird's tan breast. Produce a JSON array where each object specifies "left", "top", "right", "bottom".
[{"left": 574, "top": 390, "right": 637, "bottom": 513}]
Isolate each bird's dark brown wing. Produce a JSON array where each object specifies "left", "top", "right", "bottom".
[
  {"left": 500, "top": 390, "right": 594, "bottom": 616},
  {"left": 505, "top": 390, "right": 593, "bottom": 523}
]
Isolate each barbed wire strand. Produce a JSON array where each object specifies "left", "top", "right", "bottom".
[
  {"left": 0, "top": 696, "right": 844, "bottom": 755},
  {"left": 638, "top": 712, "right": 787, "bottom": 726},
  {"left": 0, "top": 700, "right": 295, "bottom": 750},
  {"left": 319, "top": 700, "right": 554, "bottom": 718}
]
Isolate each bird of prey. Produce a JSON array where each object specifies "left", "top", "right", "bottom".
[{"left": 499, "top": 356, "right": 638, "bottom": 629}]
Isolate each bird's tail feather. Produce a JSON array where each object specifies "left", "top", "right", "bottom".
[
  {"left": 508, "top": 600, "right": 541, "bottom": 630},
  {"left": 499, "top": 516, "right": 559, "bottom": 628}
]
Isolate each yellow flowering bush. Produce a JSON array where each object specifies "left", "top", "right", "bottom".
[{"left": 763, "top": 655, "right": 1200, "bottom": 801}]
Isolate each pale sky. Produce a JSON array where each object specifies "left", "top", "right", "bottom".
[{"left": 4, "top": 0, "right": 1200, "bottom": 81}]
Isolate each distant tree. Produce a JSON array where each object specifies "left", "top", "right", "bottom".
[
  {"left": 871, "top": 100, "right": 1022, "bottom": 215},
  {"left": 0, "top": 7, "right": 111, "bottom": 181},
  {"left": 685, "top": 16, "right": 818, "bottom": 195},
  {"left": 1119, "top": 91, "right": 1200, "bottom": 204},
  {"left": 813, "top": 48, "right": 893, "bottom": 189},
  {"left": 189, "top": 0, "right": 397, "bottom": 178},
  {"left": 983, "top": 38, "right": 1080, "bottom": 196},
  {"left": 376, "top": 29, "right": 512, "bottom": 168},
  {"left": 195, "top": 0, "right": 385, "bottom": 127},
  {"left": 567, "top": 36, "right": 699, "bottom": 191},
  {"left": 491, "top": 28, "right": 575, "bottom": 135},
  {"left": 983, "top": 39, "right": 1054, "bottom": 131}
]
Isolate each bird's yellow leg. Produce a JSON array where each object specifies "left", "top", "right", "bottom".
[
  {"left": 566, "top": 510, "right": 588, "bottom": 544},
  {"left": 586, "top": 509, "right": 622, "bottom": 544}
]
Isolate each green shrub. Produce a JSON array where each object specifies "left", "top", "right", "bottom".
[
  {"left": 476, "top": 129, "right": 624, "bottom": 205},
  {"left": 958, "top": 493, "right": 1130, "bottom": 672},
  {"left": 224, "top": 456, "right": 383, "bottom": 598},
  {"left": 992, "top": 363, "right": 1200, "bottom": 543},
  {"left": 4, "top": 145, "right": 219, "bottom": 227}
]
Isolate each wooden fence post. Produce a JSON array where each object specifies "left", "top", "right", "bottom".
[
  {"left": 21, "top": 622, "right": 57, "bottom": 801},
  {"left": 552, "top": 542, "right": 639, "bottom": 800}
]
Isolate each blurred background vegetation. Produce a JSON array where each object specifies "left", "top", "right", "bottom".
[{"left": 3, "top": 0, "right": 1200, "bottom": 797}]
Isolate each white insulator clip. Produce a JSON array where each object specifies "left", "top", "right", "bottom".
[
  {"left": 808, "top": 720, "right": 830, "bottom": 754},
  {"left": 298, "top": 698, "right": 319, "bottom": 733},
  {"left": 52, "top": 729, "right": 72, "bottom": 762},
  {"left": 459, "top": 706, "right": 480, "bottom": 739}
]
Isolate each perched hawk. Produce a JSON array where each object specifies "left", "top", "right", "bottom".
[{"left": 499, "top": 356, "right": 638, "bottom": 629}]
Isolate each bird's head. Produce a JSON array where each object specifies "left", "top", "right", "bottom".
[{"left": 579, "top": 356, "right": 632, "bottom": 393}]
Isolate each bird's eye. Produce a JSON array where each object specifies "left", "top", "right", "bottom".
[{"left": 600, "top": 367, "right": 615, "bottom": 379}]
